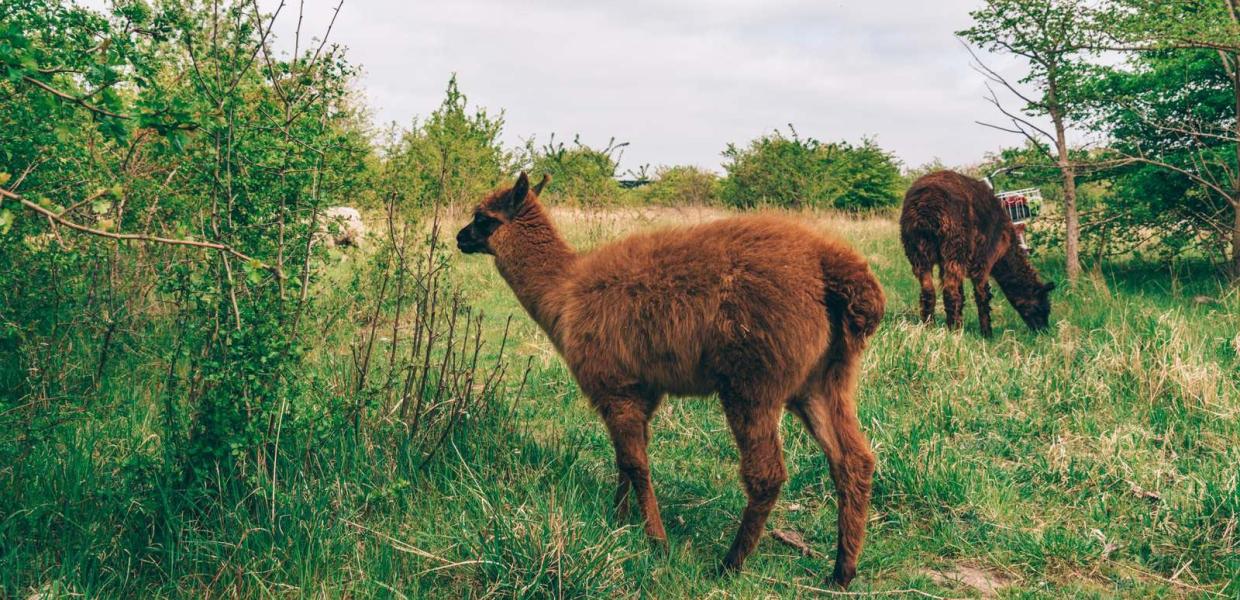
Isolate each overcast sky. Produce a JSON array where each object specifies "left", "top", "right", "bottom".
[{"left": 267, "top": 0, "right": 1029, "bottom": 173}]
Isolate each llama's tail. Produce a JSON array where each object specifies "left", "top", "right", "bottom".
[{"left": 821, "top": 246, "right": 886, "bottom": 352}]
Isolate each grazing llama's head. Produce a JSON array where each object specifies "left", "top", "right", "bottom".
[
  {"left": 1012, "top": 280, "right": 1056, "bottom": 332},
  {"left": 456, "top": 172, "right": 550, "bottom": 255}
]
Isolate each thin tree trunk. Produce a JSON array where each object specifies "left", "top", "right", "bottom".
[
  {"left": 1052, "top": 111, "right": 1081, "bottom": 281},
  {"left": 1227, "top": 0, "right": 1240, "bottom": 278},
  {"left": 1230, "top": 199, "right": 1240, "bottom": 278}
]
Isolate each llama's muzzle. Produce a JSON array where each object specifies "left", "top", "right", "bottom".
[{"left": 456, "top": 227, "right": 485, "bottom": 254}]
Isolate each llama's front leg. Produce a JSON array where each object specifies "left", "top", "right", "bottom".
[
  {"left": 602, "top": 400, "right": 666, "bottom": 543},
  {"left": 972, "top": 278, "right": 993, "bottom": 338},
  {"left": 720, "top": 403, "right": 786, "bottom": 573},
  {"left": 940, "top": 264, "right": 965, "bottom": 330}
]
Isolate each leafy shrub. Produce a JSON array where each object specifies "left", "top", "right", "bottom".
[
  {"left": 720, "top": 127, "right": 902, "bottom": 211},
  {"left": 643, "top": 165, "right": 719, "bottom": 205},
  {"left": 522, "top": 134, "right": 625, "bottom": 204},
  {"left": 0, "top": 0, "right": 520, "bottom": 497},
  {"left": 833, "top": 138, "right": 907, "bottom": 210},
  {"left": 384, "top": 75, "right": 509, "bottom": 207},
  {"left": 0, "top": 3, "right": 531, "bottom": 595}
]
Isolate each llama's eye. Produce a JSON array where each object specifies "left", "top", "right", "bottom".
[{"left": 473, "top": 213, "right": 500, "bottom": 233}]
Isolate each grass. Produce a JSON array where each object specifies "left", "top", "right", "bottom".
[{"left": 3, "top": 205, "right": 1238, "bottom": 598}]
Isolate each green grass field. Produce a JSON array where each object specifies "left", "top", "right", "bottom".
[{"left": 4, "top": 206, "right": 1238, "bottom": 598}]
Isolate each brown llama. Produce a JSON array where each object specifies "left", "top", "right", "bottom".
[
  {"left": 900, "top": 170, "right": 1055, "bottom": 337},
  {"left": 457, "top": 173, "right": 886, "bottom": 588}
]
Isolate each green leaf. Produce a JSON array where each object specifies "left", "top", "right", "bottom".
[
  {"left": 0, "top": 208, "right": 14, "bottom": 235},
  {"left": 91, "top": 199, "right": 113, "bottom": 214},
  {"left": 0, "top": 172, "right": 10, "bottom": 186}
]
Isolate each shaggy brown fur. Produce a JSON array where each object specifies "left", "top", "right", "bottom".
[
  {"left": 457, "top": 173, "right": 886, "bottom": 588},
  {"left": 900, "top": 170, "right": 1055, "bottom": 337}
]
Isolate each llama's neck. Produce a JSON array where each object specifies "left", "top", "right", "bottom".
[
  {"left": 493, "top": 204, "right": 576, "bottom": 341},
  {"left": 991, "top": 243, "right": 1042, "bottom": 300}
]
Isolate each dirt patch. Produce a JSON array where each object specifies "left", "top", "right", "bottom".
[{"left": 922, "top": 564, "right": 1013, "bottom": 598}]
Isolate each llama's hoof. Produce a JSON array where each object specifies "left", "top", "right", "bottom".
[
  {"left": 831, "top": 564, "right": 857, "bottom": 589},
  {"left": 648, "top": 536, "right": 669, "bottom": 555},
  {"left": 716, "top": 559, "right": 742, "bottom": 577}
]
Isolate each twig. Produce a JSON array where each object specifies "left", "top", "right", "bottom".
[
  {"left": 339, "top": 517, "right": 451, "bottom": 564},
  {"left": 21, "top": 75, "right": 130, "bottom": 119},
  {"left": 415, "top": 559, "right": 497, "bottom": 577},
  {"left": 1105, "top": 559, "right": 1225, "bottom": 597},
  {"left": 58, "top": 187, "right": 113, "bottom": 217},
  {"left": 0, "top": 186, "right": 279, "bottom": 275},
  {"left": 10, "top": 156, "right": 48, "bottom": 190},
  {"left": 306, "top": 1, "right": 345, "bottom": 73},
  {"left": 220, "top": 255, "right": 243, "bottom": 331},
  {"left": 754, "top": 575, "right": 954, "bottom": 599}
]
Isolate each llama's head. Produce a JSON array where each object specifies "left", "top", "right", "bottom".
[
  {"left": 456, "top": 172, "right": 550, "bottom": 255},
  {"left": 1012, "top": 280, "right": 1055, "bottom": 332}
]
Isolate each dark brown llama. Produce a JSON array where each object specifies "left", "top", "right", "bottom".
[
  {"left": 900, "top": 170, "right": 1055, "bottom": 337},
  {"left": 457, "top": 173, "right": 886, "bottom": 588}
]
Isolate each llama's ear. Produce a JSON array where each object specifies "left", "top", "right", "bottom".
[
  {"left": 533, "top": 173, "right": 550, "bottom": 196},
  {"left": 508, "top": 172, "right": 530, "bottom": 211}
]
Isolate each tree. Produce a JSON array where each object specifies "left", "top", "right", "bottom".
[
  {"left": 960, "top": 0, "right": 1098, "bottom": 281},
  {"left": 1087, "top": 0, "right": 1240, "bottom": 276},
  {"left": 385, "top": 75, "right": 508, "bottom": 207}
]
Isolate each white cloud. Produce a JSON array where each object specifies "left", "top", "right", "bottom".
[{"left": 114, "top": 0, "right": 1063, "bottom": 172}]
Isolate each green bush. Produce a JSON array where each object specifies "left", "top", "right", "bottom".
[
  {"left": 719, "top": 128, "right": 902, "bottom": 211},
  {"left": 383, "top": 75, "right": 509, "bottom": 207},
  {"left": 0, "top": 3, "right": 529, "bottom": 595},
  {"left": 522, "top": 135, "right": 625, "bottom": 204},
  {"left": 644, "top": 165, "right": 720, "bottom": 205}
]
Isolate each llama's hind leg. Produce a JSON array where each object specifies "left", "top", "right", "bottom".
[
  {"left": 719, "top": 397, "right": 787, "bottom": 573},
  {"left": 940, "top": 263, "right": 966, "bottom": 330},
  {"left": 915, "top": 267, "right": 936, "bottom": 324},
  {"left": 600, "top": 398, "right": 666, "bottom": 543},
  {"left": 788, "top": 356, "right": 875, "bottom": 589}
]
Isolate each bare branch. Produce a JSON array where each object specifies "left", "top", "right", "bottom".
[
  {"left": 10, "top": 155, "right": 48, "bottom": 191},
  {"left": 222, "top": 0, "right": 285, "bottom": 99},
  {"left": 249, "top": 0, "right": 289, "bottom": 105},
  {"left": 0, "top": 186, "right": 285, "bottom": 274},
  {"left": 1115, "top": 147, "right": 1238, "bottom": 206},
  {"left": 306, "top": 1, "right": 345, "bottom": 75},
  {"left": 981, "top": 83, "right": 1058, "bottom": 144},
  {"left": 962, "top": 40, "right": 1048, "bottom": 111},
  {"left": 20, "top": 75, "right": 130, "bottom": 119}
]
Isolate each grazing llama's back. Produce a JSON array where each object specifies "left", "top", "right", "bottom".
[
  {"left": 900, "top": 170, "right": 1054, "bottom": 337},
  {"left": 457, "top": 173, "right": 885, "bottom": 588}
]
